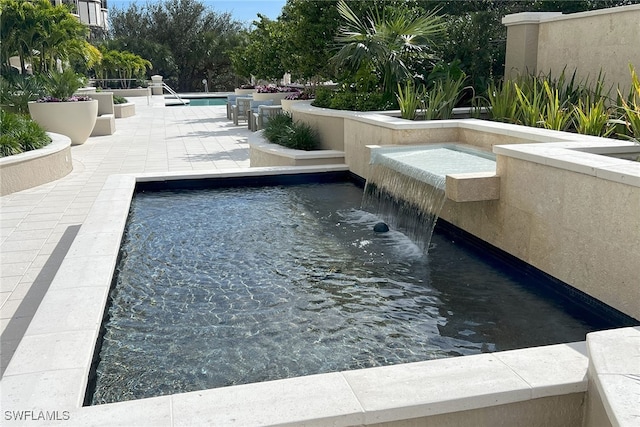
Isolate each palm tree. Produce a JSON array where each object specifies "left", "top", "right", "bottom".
[
  {"left": 332, "top": 0, "right": 446, "bottom": 96},
  {"left": 0, "top": 0, "right": 88, "bottom": 74}
]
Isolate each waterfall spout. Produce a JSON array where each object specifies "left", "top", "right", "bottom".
[{"left": 363, "top": 145, "right": 496, "bottom": 252}]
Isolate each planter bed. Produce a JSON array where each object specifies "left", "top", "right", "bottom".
[
  {"left": 0, "top": 132, "right": 72, "bottom": 196},
  {"left": 248, "top": 131, "right": 345, "bottom": 167}
]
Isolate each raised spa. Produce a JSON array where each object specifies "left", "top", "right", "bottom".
[{"left": 88, "top": 180, "right": 628, "bottom": 405}]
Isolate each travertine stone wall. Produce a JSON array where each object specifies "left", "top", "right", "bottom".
[
  {"left": 504, "top": 5, "right": 640, "bottom": 94},
  {"left": 440, "top": 156, "right": 640, "bottom": 320}
]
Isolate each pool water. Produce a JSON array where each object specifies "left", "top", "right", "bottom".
[
  {"left": 187, "top": 97, "right": 227, "bottom": 106},
  {"left": 89, "top": 182, "right": 619, "bottom": 404}
]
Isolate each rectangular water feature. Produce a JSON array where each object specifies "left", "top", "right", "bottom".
[
  {"left": 87, "top": 180, "right": 629, "bottom": 405},
  {"left": 370, "top": 144, "right": 497, "bottom": 190}
]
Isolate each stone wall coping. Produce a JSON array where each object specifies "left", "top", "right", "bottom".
[
  {"left": 586, "top": 327, "right": 640, "bottom": 427},
  {"left": 493, "top": 142, "right": 640, "bottom": 188},
  {"left": 291, "top": 102, "right": 640, "bottom": 188},
  {"left": 502, "top": 11, "right": 563, "bottom": 26},
  {"left": 502, "top": 4, "right": 639, "bottom": 26}
]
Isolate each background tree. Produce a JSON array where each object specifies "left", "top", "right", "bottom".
[
  {"left": 92, "top": 48, "right": 152, "bottom": 88},
  {"left": 278, "top": 0, "right": 341, "bottom": 84},
  {"left": 1, "top": 0, "right": 89, "bottom": 74},
  {"left": 107, "top": 0, "right": 244, "bottom": 91},
  {"left": 231, "top": 14, "right": 287, "bottom": 82},
  {"left": 332, "top": 0, "right": 446, "bottom": 95},
  {"left": 418, "top": 0, "right": 636, "bottom": 94}
]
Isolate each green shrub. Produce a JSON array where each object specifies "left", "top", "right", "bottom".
[
  {"left": 311, "top": 86, "right": 395, "bottom": 111},
  {"left": 0, "top": 74, "right": 46, "bottom": 114},
  {"left": 113, "top": 95, "right": 128, "bottom": 104},
  {"left": 44, "top": 68, "right": 87, "bottom": 100},
  {"left": 282, "top": 122, "right": 320, "bottom": 151},
  {"left": 263, "top": 112, "right": 320, "bottom": 151},
  {"left": 311, "top": 87, "right": 333, "bottom": 108},
  {"left": 262, "top": 112, "right": 294, "bottom": 144},
  {"left": 0, "top": 110, "right": 51, "bottom": 157}
]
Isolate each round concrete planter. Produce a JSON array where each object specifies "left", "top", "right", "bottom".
[
  {"left": 281, "top": 99, "right": 308, "bottom": 113},
  {"left": 28, "top": 100, "right": 98, "bottom": 145},
  {"left": 234, "top": 88, "right": 256, "bottom": 95},
  {"left": 253, "top": 92, "right": 297, "bottom": 105},
  {"left": 0, "top": 132, "right": 72, "bottom": 196}
]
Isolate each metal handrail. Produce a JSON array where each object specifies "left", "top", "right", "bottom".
[{"left": 161, "top": 83, "right": 188, "bottom": 105}]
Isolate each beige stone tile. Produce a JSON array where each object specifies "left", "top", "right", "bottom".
[
  {"left": 494, "top": 342, "right": 588, "bottom": 398},
  {"left": 65, "top": 396, "right": 172, "bottom": 427},
  {"left": 172, "top": 372, "right": 363, "bottom": 427},
  {"left": 343, "top": 354, "right": 531, "bottom": 424},
  {"left": 4, "top": 330, "right": 96, "bottom": 376},
  {"left": 1, "top": 368, "right": 88, "bottom": 409}
]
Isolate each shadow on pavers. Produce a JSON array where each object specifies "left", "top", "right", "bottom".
[{"left": 0, "top": 225, "right": 81, "bottom": 378}]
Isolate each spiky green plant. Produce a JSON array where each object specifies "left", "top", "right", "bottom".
[
  {"left": 486, "top": 79, "right": 518, "bottom": 123},
  {"left": 0, "top": 74, "right": 47, "bottom": 114},
  {"left": 618, "top": 64, "right": 640, "bottom": 143},
  {"left": 421, "top": 75, "right": 466, "bottom": 120},
  {"left": 396, "top": 81, "right": 424, "bottom": 120},
  {"left": 44, "top": 68, "right": 87, "bottom": 100},
  {"left": 573, "top": 98, "right": 616, "bottom": 137},
  {"left": 514, "top": 79, "right": 546, "bottom": 127},
  {"left": 540, "top": 80, "right": 573, "bottom": 131}
]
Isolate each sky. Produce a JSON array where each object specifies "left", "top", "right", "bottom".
[{"left": 108, "top": 0, "right": 287, "bottom": 24}]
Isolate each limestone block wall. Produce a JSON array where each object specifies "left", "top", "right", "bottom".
[
  {"left": 503, "top": 5, "right": 640, "bottom": 94},
  {"left": 291, "top": 106, "right": 346, "bottom": 152},
  {"left": 440, "top": 156, "right": 640, "bottom": 320}
]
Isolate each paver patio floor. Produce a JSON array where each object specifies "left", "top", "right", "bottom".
[{"left": 0, "top": 95, "right": 252, "bottom": 376}]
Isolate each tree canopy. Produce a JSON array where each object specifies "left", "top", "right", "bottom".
[
  {"left": 107, "top": 0, "right": 245, "bottom": 91},
  {"left": 1, "top": 0, "right": 90, "bottom": 74}
]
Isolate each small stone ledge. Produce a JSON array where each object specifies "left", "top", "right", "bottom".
[
  {"left": 248, "top": 131, "right": 345, "bottom": 167},
  {"left": 446, "top": 172, "right": 500, "bottom": 202},
  {"left": 91, "top": 114, "right": 116, "bottom": 136},
  {"left": 114, "top": 102, "right": 135, "bottom": 118}
]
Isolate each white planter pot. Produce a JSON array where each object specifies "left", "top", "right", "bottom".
[
  {"left": 253, "top": 92, "right": 297, "bottom": 105},
  {"left": 234, "top": 88, "right": 256, "bottom": 95},
  {"left": 28, "top": 100, "right": 98, "bottom": 146}
]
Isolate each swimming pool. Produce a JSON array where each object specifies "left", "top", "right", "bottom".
[
  {"left": 88, "top": 181, "right": 623, "bottom": 404},
  {"left": 187, "top": 97, "right": 227, "bottom": 106}
]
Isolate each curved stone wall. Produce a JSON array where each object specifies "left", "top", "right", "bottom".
[{"left": 0, "top": 133, "right": 73, "bottom": 196}]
